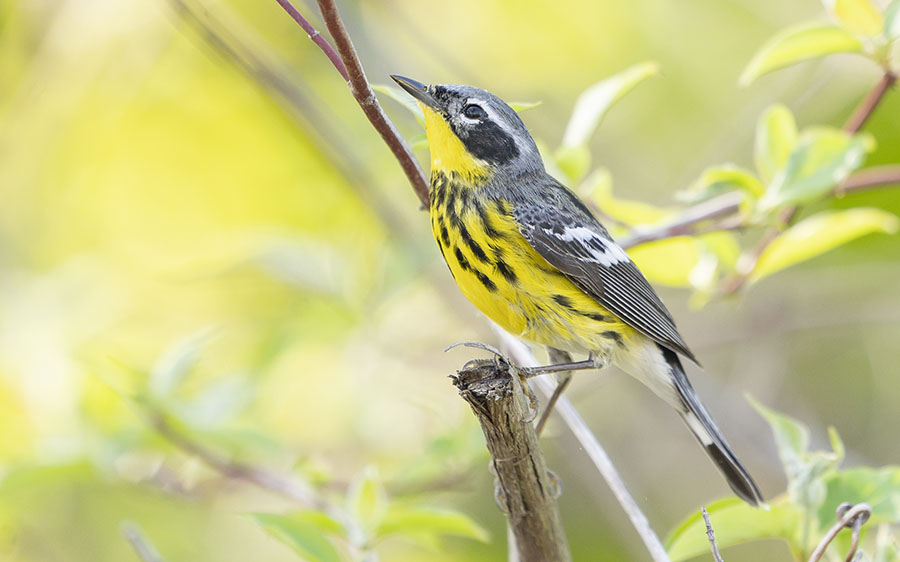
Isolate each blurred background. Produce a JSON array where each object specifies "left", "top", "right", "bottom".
[{"left": 1, "top": 0, "right": 898, "bottom": 560}]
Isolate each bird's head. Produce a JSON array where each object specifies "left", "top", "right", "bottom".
[{"left": 391, "top": 75, "right": 543, "bottom": 181}]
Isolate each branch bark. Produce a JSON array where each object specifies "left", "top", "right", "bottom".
[
  {"left": 314, "top": 0, "right": 430, "bottom": 207},
  {"left": 497, "top": 330, "right": 672, "bottom": 562},
  {"left": 452, "top": 360, "right": 571, "bottom": 562}
]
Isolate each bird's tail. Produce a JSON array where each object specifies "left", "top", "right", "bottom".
[{"left": 659, "top": 346, "right": 764, "bottom": 506}]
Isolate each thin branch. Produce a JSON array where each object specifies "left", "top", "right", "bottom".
[
  {"left": 843, "top": 71, "right": 897, "bottom": 134},
  {"left": 310, "top": 0, "right": 430, "bottom": 206},
  {"left": 720, "top": 70, "right": 897, "bottom": 293},
  {"left": 620, "top": 162, "right": 900, "bottom": 251},
  {"left": 619, "top": 192, "right": 744, "bottom": 250},
  {"left": 837, "top": 164, "right": 900, "bottom": 194},
  {"left": 807, "top": 503, "right": 871, "bottom": 562},
  {"left": 148, "top": 411, "right": 338, "bottom": 516},
  {"left": 496, "top": 329, "right": 671, "bottom": 562},
  {"left": 121, "top": 522, "right": 165, "bottom": 562},
  {"left": 168, "top": 0, "right": 414, "bottom": 242},
  {"left": 702, "top": 507, "right": 724, "bottom": 562},
  {"left": 273, "top": 0, "right": 348, "bottom": 81}
]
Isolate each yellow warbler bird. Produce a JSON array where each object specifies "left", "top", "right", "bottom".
[{"left": 392, "top": 75, "right": 763, "bottom": 506}]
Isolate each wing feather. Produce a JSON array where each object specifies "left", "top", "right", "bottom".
[{"left": 514, "top": 200, "right": 698, "bottom": 363}]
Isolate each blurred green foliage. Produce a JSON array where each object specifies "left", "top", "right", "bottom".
[{"left": 1, "top": 0, "right": 900, "bottom": 560}]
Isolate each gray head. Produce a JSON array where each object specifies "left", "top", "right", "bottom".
[{"left": 391, "top": 76, "right": 544, "bottom": 178}]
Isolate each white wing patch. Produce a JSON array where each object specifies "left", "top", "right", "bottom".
[{"left": 542, "top": 225, "right": 630, "bottom": 267}]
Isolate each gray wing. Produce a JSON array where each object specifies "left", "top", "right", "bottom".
[{"left": 514, "top": 200, "right": 698, "bottom": 364}]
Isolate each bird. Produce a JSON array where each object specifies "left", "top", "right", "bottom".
[{"left": 391, "top": 75, "right": 764, "bottom": 507}]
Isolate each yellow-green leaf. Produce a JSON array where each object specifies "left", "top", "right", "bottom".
[
  {"left": 583, "top": 169, "right": 673, "bottom": 227},
  {"left": 373, "top": 84, "right": 425, "bottom": 127},
  {"left": 755, "top": 104, "right": 798, "bottom": 184},
  {"left": 346, "top": 466, "right": 388, "bottom": 534},
  {"left": 376, "top": 504, "right": 489, "bottom": 548},
  {"left": 824, "top": 0, "right": 884, "bottom": 36},
  {"left": 740, "top": 22, "right": 863, "bottom": 86},
  {"left": 666, "top": 497, "right": 801, "bottom": 561},
  {"left": 680, "top": 164, "right": 764, "bottom": 203},
  {"left": 553, "top": 145, "right": 591, "bottom": 184},
  {"left": 885, "top": 0, "right": 900, "bottom": 39},
  {"left": 508, "top": 100, "right": 542, "bottom": 112},
  {"left": 751, "top": 208, "right": 899, "bottom": 281},
  {"left": 253, "top": 512, "right": 343, "bottom": 562},
  {"left": 562, "top": 61, "right": 659, "bottom": 148},
  {"left": 758, "top": 128, "right": 874, "bottom": 213},
  {"left": 628, "top": 237, "right": 699, "bottom": 288}
]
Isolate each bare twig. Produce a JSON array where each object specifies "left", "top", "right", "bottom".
[
  {"left": 619, "top": 192, "right": 744, "bottom": 250},
  {"left": 168, "top": 0, "right": 413, "bottom": 241},
  {"left": 844, "top": 71, "right": 897, "bottom": 134},
  {"left": 297, "top": 0, "right": 430, "bottom": 206},
  {"left": 496, "top": 330, "right": 672, "bottom": 562},
  {"left": 720, "top": 71, "right": 897, "bottom": 293},
  {"left": 807, "top": 503, "right": 871, "bottom": 562},
  {"left": 121, "top": 522, "right": 165, "bottom": 562},
  {"left": 148, "top": 412, "right": 337, "bottom": 515},
  {"left": 702, "top": 507, "right": 724, "bottom": 562},
  {"left": 273, "top": 0, "right": 348, "bottom": 80},
  {"left": 452, "top": 358, "right": 571, "bottom": 562}
]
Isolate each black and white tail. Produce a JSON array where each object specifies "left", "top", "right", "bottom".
[{"left": 660, "top": 346, "right": 764, "bottom": 506}]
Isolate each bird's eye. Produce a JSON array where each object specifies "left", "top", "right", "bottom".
[{"left": 463, "top": 104, "right": 487, "bottom": 120}]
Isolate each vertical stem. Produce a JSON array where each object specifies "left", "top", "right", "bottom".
[{"left": 453, "top": 361, "right": 571, "bottom": 562}]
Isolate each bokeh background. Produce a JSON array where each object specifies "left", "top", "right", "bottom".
[{"left": 2, "top": 0, "right": 899, "bottom": 560}]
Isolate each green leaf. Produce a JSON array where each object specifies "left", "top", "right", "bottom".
[
  {"left": 553, "top": 145, "right": 591, "bottom": 184},
  {"left": 508, "top": 100, "right": 542, "bottom": 112},
  {"left": 824, "top": 0, "right": 884, "bottom": 36},
  {"left": 409, "top": 133, "right": 428, "bottom": 151},
  {"left": 740, "top": 22, "right": 864, "bottom": 85},
  {"left": 680, "top": 164, "right": 765, "bottom": 203},
  {"left": 748, "top": 396, "right": 809, "bottom": 476},
  {"left": 583, "top": 169, "right": 673, "bottom": 226},
  {"left": 346, "top": 466, "right": 389, "bottom": 534},
  {"left": 373, "top": 84, "right": 425, "bottom": 127},
  {"left": 149, "top": 327, "right": 217, "bottom": 398},
  {"left": 666, "top": 497, "right": 801, "bottom": 561},
  {"left": 818, "top": 467, "right": 900, "bottom": 530},
  {"left": 561, "top": 61, "right": 659, "bottom": 148},
  {"left": 751, "top": 208, "right": 899, "bottom": 281},
  {"left": 758, "top": 128, "right": 874, "bottom": 212},
  {"left": 253, "top": 512, "right": 343, "bottom": 562},
  {"left": 628, "top": 237, "right": 700, "bottom": 288},
  {"left": 885, "top": 0, "right": 900, "bottom": 40},
  {"left": 749, "top": 397, "right": 847, "bottom": 515},
  {"left": 377, "top": 504, "right": 489, "bottom": 548},
  {"left": 755, "top": 104, "right": 799, "bottom": 184}
]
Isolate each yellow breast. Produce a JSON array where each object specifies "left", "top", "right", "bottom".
[{"left": 429, "top": 172, "right": 631, "bottom": 354}]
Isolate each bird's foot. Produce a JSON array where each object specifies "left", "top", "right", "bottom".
[{"left": 446, "top": 341, "right": 539, "bottom": 422}]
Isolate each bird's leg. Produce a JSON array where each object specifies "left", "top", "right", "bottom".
[
  {"left": 534, "top": 349, "right": 607, "bottom": 435},
  {"left": 535, "top": 371, "right": 571, "bottom": 435},
  {"left": 521, "top": 352, "right": 607, "bottom": 378}
]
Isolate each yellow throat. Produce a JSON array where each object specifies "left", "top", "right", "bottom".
[{"left": 421, "top": 104, "right": 490, "bottom": 180}]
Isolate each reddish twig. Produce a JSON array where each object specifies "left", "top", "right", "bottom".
[
  {"left": 273, "top": 0, "right": 348, "bottom": 81},
  {"left": 273, "top": 0, "right": 430, "bottom": 207},
  {"left": 718, "top": 71, "right": 897, "bottom": 294},
  {"left": 844, "top": 71, "right": 897, "bottom": 134}
]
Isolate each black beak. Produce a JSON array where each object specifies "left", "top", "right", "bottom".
[{"left": 390, "top": 75, "right": 440, "bottom": 110}]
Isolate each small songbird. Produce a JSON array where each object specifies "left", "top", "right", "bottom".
[{"left": 391, "top": 75, "right": 763, "bottom": 506}]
